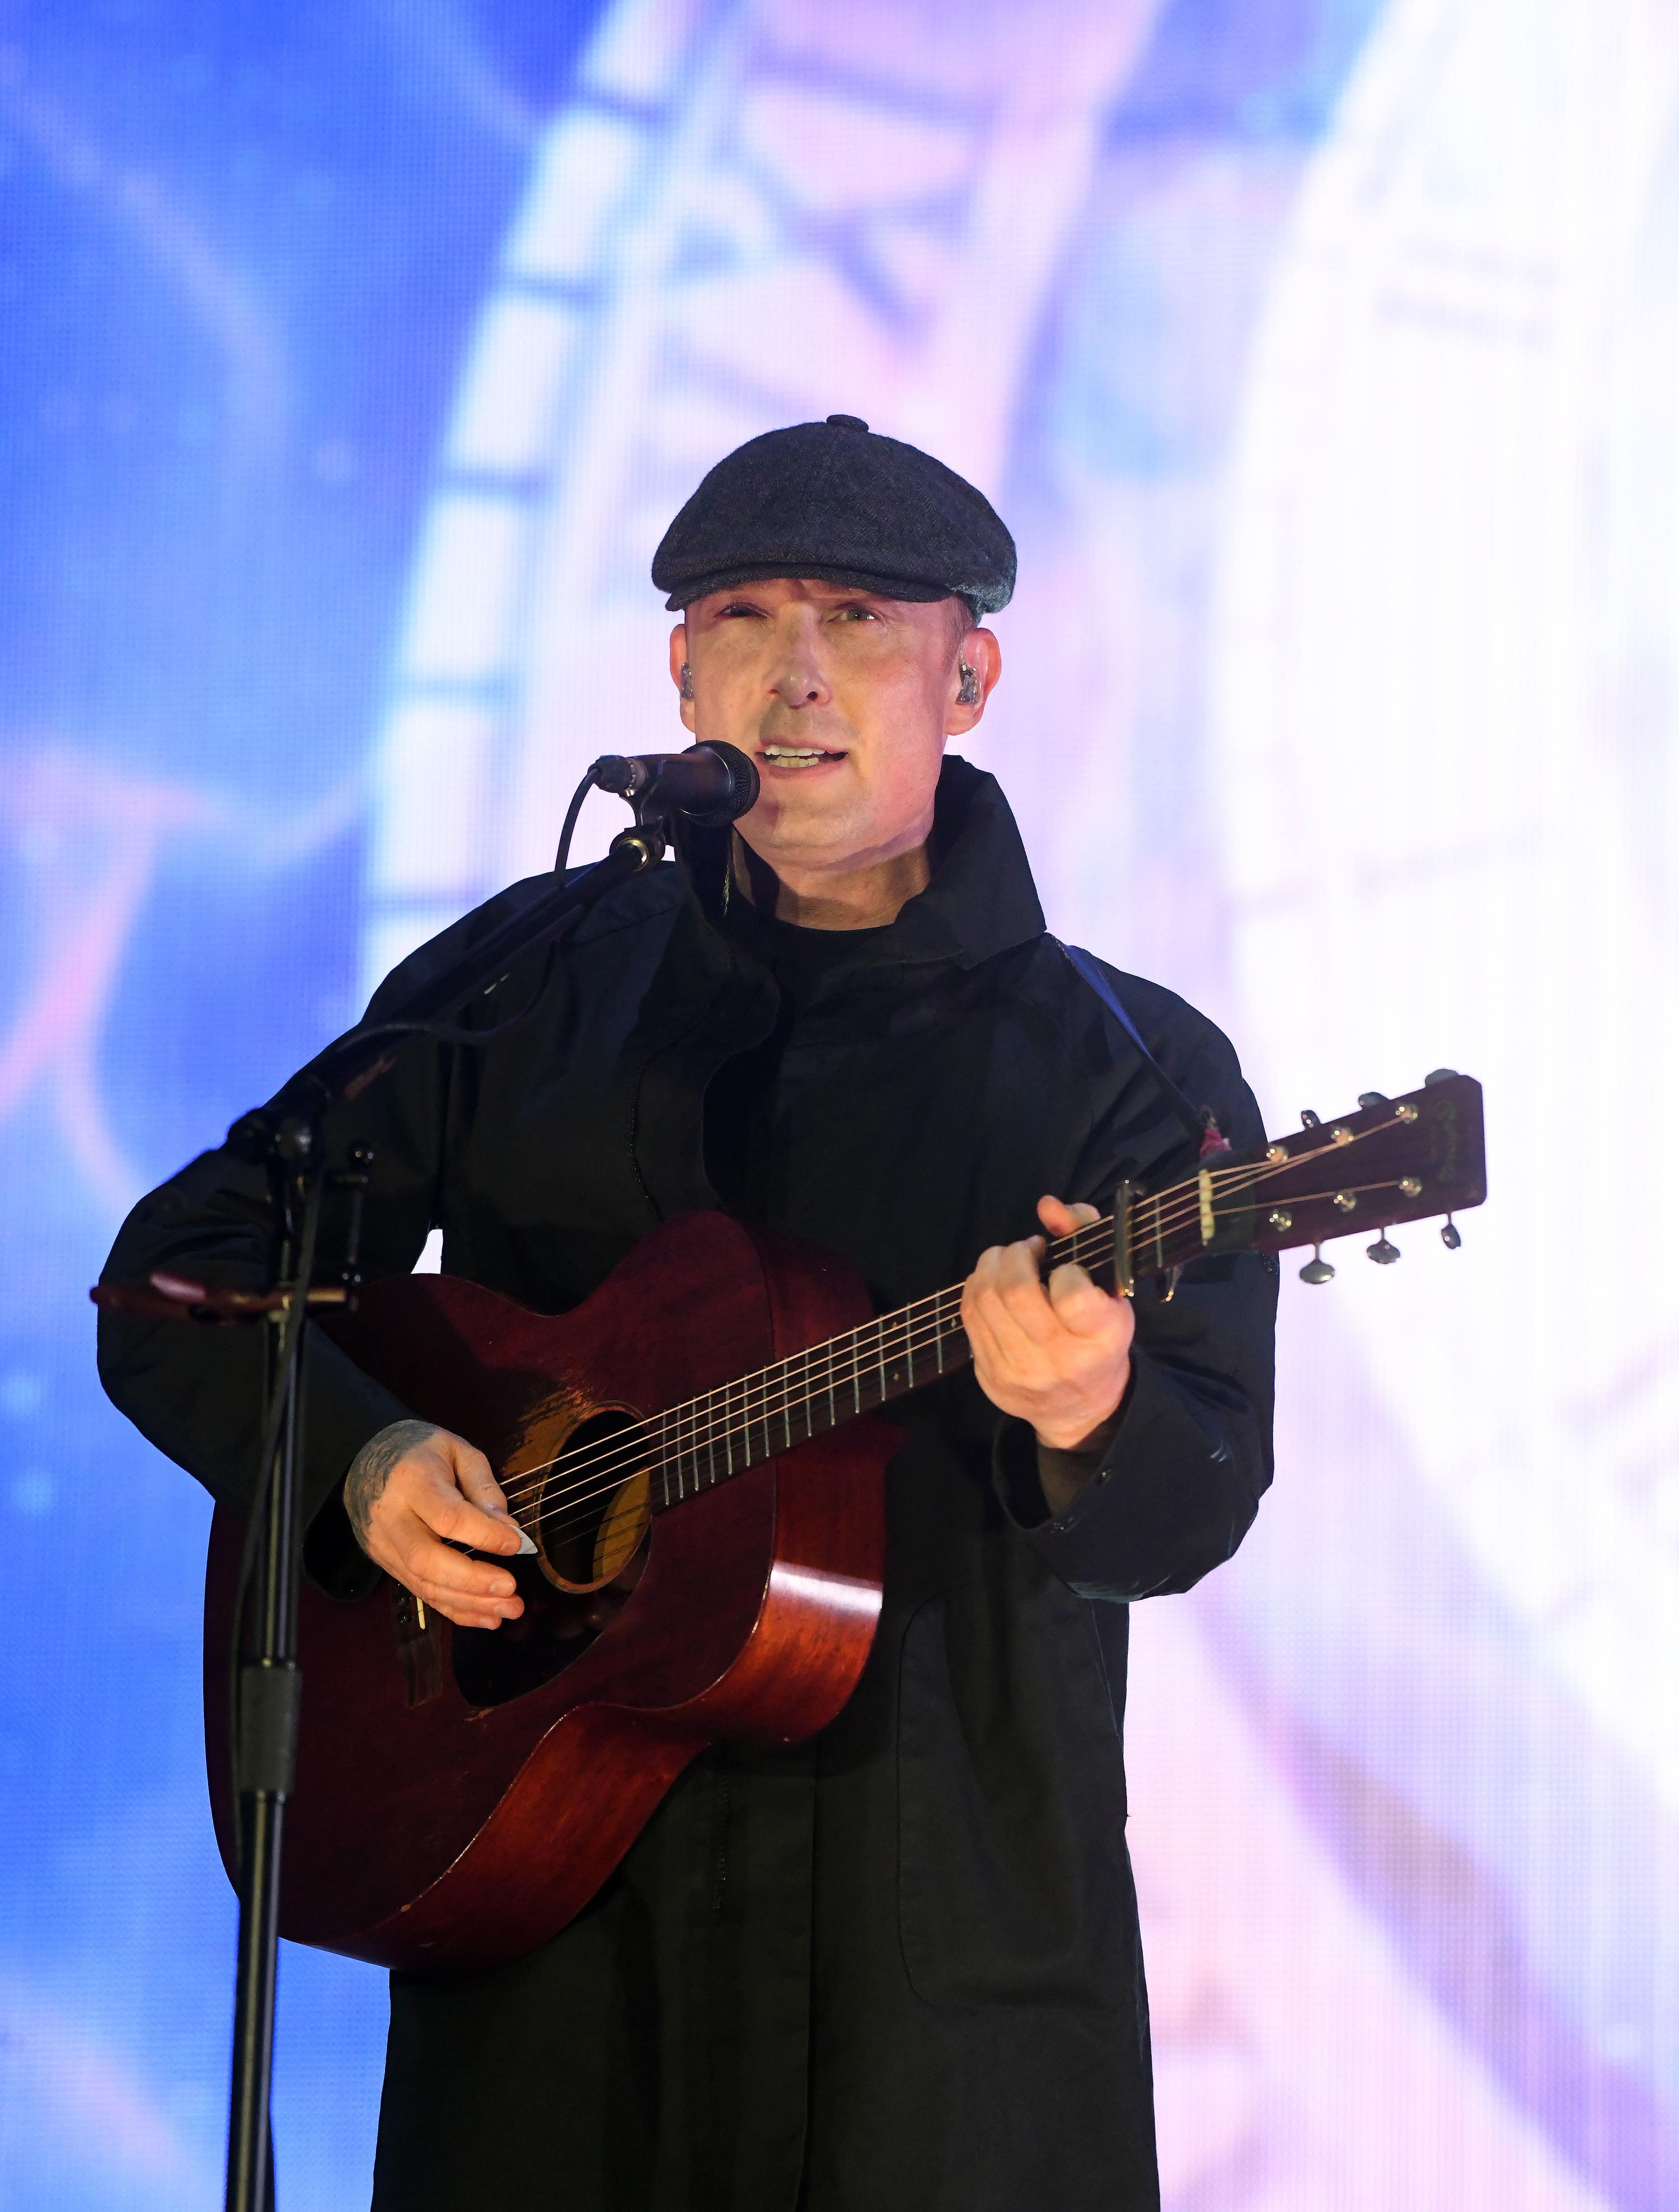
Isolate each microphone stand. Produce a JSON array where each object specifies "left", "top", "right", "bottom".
[{"left": 218, "top": 816, "right": 670, "bottom": 2212}]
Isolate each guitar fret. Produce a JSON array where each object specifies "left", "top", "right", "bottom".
[
  {"left": 667, "top": 1190, "right": 1150, "bottom": 1504},
  {"left": 633, "top": 1097, "right": 1475, "bottom": 1517}
]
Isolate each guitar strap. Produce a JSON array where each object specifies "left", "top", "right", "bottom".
[{"left": 1053, "top": 938, "right": 1226, "bottom": 1157}]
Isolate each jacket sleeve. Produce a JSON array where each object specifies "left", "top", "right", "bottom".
[
  {"left": 993, "top": 1250, "right": 1278, "bottom": 1600},
  {"left": 992, "top": 962, "right": 1279, "bottom": 1601},
  {"left": 95, "top": 937, "right": 482, "bottom": 1529}
]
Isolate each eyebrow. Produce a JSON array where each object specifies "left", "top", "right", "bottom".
[{"left": 703, "top": 590, "right": 892, "bottom": 616}]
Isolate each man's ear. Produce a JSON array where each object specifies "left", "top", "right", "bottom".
[
  {"left": 946, "top": 628, "right": 1001, "bottom": 736},
  {"left": 669, "top": 622, "right": 696, "bottom": 732}
]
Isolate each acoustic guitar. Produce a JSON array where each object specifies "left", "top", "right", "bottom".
[{"left": 200, "top": 1072, "right": 1485, "bottom": 1972}]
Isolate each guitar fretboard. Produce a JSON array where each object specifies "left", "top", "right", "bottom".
[
  {"left": 646, "top": 1195, "right": 1165, "bottom": 1507},
  {"left": 651, "top": 1276, "right": 977, "bottom": 1505},
  {"left": 497, "top": 1088, "right": 1466, "bottom": 1545}
]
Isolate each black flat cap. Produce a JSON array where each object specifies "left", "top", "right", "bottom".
[{"left": 652, "top": 415, "right": 1015, "bottom": 617}]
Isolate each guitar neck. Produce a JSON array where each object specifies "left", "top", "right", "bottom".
[
  {"left": 649, "top": 1185, "right": 1185, "bottom": 1509},
  {"left": 648, "top": 1070, "right": 1486, "bottom": 1510}
]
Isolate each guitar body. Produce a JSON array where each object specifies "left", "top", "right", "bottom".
[{"left": 202, "top": 1211, "right": 898, "bottom": 1974}]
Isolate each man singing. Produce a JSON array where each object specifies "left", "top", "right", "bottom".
[{"left": 100, "top": 415, "right": 1278, "bottom": 2210}]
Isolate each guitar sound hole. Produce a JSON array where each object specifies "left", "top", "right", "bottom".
[
  {"left": 531, "top": 1407, "right": 653, "bottom": 1593},
  {"left": 451, "top": 1409, "right": 653, "bottom": 1712}
]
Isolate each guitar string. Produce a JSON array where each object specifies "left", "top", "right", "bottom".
[
  {"left": 507, "top": 1296, "right": 972, "bottom": 1566},
  {"left": 495, "top": 1285, "right": 968, "bottom": 1527},
  {"left": 489, "top": 1129, "right": 1403, "bottom": 1524},
  {"left": 487, "top": 1144, "right": 1296, "bottom": 1517},
  {"left": 495, "top": 1166, "right": 1351, "bottom": 1538},
  {"left": 488, "top": 1124, "right": 1371, "bottom": 1518},
  {"left": 500, "top": 1163, "right": 1421, "bottom": 1553}
]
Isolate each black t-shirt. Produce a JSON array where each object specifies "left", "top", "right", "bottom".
[{"left": 703, "top": 901, "right": 893, "bottom": 1221}]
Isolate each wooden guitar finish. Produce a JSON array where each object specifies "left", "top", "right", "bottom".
[
  {"left": 195, "top": 1073, "right": 1486, "bottom": 1976},
  {"left": 203, "top": 1212, "right": 898, "bottom": 1974}
]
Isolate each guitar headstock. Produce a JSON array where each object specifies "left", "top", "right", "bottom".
[{"left": 1237, "top": 1070, "right": 1485, "bottom": 1273}]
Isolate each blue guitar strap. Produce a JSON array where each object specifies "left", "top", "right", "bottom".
[{"left": 1053, "top": 938, "right": 1222, "bottom": 1155}]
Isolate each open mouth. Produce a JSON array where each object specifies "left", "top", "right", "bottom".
[{"left": 759, "top": 744, "right": 846, "bottom": 771}]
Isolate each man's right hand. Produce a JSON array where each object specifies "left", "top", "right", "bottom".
[{"left": 344, "top": 1418, "right": 526, "bottom": 1629}]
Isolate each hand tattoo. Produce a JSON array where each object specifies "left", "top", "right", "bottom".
[{"left": 345, "top": 1419, "right": 439, "bottom": 1554}]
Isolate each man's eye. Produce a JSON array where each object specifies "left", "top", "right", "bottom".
[{"left": 836, "top": 605, "right": 879, "bottom": 622}]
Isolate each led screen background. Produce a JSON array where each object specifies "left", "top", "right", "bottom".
[{"left": 1, "top": 2, "right": 1675, "bottom": 2206}]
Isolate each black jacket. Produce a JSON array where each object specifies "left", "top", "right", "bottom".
[{"left": 99, "top": 758, "right": 1277, "bottom": 2212}]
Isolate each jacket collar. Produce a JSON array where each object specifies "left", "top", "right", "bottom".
[{"left": 677, "top": 753, "right": 1045, "bottom": 973}]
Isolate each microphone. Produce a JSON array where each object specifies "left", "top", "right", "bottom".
[{"left": 589, "top": 742, "right": 759, "bottom": 826}]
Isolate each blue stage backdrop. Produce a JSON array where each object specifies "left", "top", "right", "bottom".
[{"left": 3, "top": 3, "right": 1677, "bottom": 2206}]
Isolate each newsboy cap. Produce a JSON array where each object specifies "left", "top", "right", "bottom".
[{"left": 651, "top": 415, "right": 1016, "bottom": 617}]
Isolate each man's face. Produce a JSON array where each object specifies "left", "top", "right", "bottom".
[{"left": 670, "top": 577, "right": 997, "bottom": 883}]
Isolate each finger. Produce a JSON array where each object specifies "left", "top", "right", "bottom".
[
  {"left": 429, "top": 1593, "right": 517, "bottom": 1632},
  {"left": 393, "top": 1526, "right": 520, "bottom": 1605},
  {"left": 1045, "top": 1262, "right": 1127, "bottom": 1337},
  {"left": 970, "top": 1236, "right": 1052, "bottom": 1307},
  {"left": 967, "top": 1271, "right": 1058, "bottom": 1364},
  {"left": 423, "top": 1476, "right": 526, "bottom": 1558},
  {"left": 406, "top": 1573, "right": 522, "bottom": 1631},
  {"left": 978, "top": 1243, "right": 1070, "bottom": 1347},
  {"left": 963, "top": 1307, "right": 1048, "bottom": 1420},
  {"left": 444, "top": 1438, "right": 516, "bottom": 1527},
  {"left": 962, "top": 1279, "right": 1050, "bottom": 1388},
  {"left": 960, "top": 1290, "right": 1009, "bottom": 1378},
  {"left": 1037, "top": 1195, "right": 1099, "bottom": 1238},
  {"left": 370, "top": 1547, "right": 521, "bottom": 1631}
]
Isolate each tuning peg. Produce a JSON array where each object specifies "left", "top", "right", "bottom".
[
  {"left": 1424, "top": 1068, "right": 1460, "bottom": 1087},
  {"left": 1441, "top": 1216, "right": 1462, "bottom": 1250},
  {"left": 1301, "top": 1109, "right": 1321, "bottom": 1129},
  {"left": 1367, "top": 1232, "right": 1401, "bottom": 1265},
  {"left": 1357, "top": 1091, "right": 1389, "bottom": 1109},
  {"left": 1299, "top": 1247, "right": 1335, "bottom": 1284}
]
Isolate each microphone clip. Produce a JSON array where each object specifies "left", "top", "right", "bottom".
[{"left": 588, "top": 743, "right": 760, "bottom": 830}]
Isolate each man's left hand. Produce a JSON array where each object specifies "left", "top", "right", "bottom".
[{"left": 962, "top": 1196, "right": 1134, "bottom": 1452}]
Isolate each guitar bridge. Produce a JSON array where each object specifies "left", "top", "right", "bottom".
[{"left": 391, "top": 1581, "right": 443, "bottom": 1708}]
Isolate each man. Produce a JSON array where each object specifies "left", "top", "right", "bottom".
[{"left": 100, "top": 415, "right": 1277, "bottom": 2210}]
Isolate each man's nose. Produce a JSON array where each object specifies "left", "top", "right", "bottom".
[{"left": 770, "top": 619, "right": 831, "bottom": 707}]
